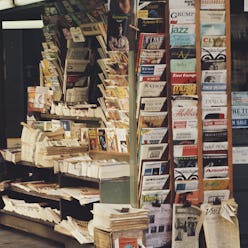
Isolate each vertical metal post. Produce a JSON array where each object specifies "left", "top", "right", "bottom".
[
  {"left": 129, "top": 0, "right": 138, "bottom": 207},
  {"left": 0, "top": 20, "right": 6, "bottom": 148}
]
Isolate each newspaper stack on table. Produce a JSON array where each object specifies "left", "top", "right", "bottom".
[{"left": 92, "top": 203, "right": 149, "bottom": 232}]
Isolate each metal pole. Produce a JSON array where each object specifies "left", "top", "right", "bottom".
[{"left": 129, "top": 0, "right": 138, "bottom": 208}]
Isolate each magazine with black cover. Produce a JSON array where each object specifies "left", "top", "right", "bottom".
[{"left": 201, "top": 47, "right": 226, "bottom": 70}]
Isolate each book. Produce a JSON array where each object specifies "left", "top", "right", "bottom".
[
  {"left": 97, "top": 128, "right": 107, "bottom": 151},
  {"left": 116, "top": 128, "right": 129, "bottom": 153},
  {"left": 88, "top": 128, "right": 98, "bottom": 150},
  {"left": 105, "top": 128, "right": 118, "bottom": 152}
]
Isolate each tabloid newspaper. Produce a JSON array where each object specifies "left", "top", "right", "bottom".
[
  {"left": 144, "top": 204, "right": 172, "bottom": 248},
  {"left": 172, "top": 204, "right": 204, "bottom": 248}
]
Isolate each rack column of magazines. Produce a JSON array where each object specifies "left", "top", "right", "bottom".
[
  {"left": 198, "top": 0, "right": 233, "bottom": 202},
  {"left": 135, "top": 1, "right": 172, "bottom": 247}
]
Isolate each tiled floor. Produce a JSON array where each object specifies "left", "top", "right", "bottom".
[{"left": 0, "top": 226, "right": 63, "bottom": 248}]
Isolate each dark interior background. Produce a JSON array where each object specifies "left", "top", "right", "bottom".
[{"left": 0, "top": 1, "right": 248, "bottom": 247}]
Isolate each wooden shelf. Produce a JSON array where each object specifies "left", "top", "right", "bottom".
[
  {"left": 89, "top": 150, "right": 130, "bottom": 162},
  {"left": 8, "top": 186, "right": 70, "bottom": 202},
  {"left": 40, "top": 113, "right": 101, "bottom": 124},
  {"left": 61, "top": 173, "right": 100, "bottom": 183},
  {"left": 16, "top": 161, "right": 53, "bottom": 170},
  {"left": 0, "top": 209, "right": 55, "bottom": 227}
]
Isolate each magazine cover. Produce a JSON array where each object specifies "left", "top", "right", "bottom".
[
  {"left": 201, "top": 47, "right": 226, "bottom": 70},
  {"left": 170, "top": 24, "right": 196, "bottom": 35},
  {"left": 107, "top": 7, "right": 130, "bottom": 52},
  {"left": 170, "top": 47, "right": 196, "bottom": 60},
  {"left": 170, "top": 34, "right": 196, "bottom": 47},
  {"left": 170, "top": 59, "right": 196, "bottom": 73},
  {"left": 138, "top": 18, "right": 165, "bottom": 33},
  {"left": 170, "top": 9, "right": 195, "bottom": 24},
  {"left": 200, "top": 10, "right": 225, "bottom": 23},
  {"left": 171, "top": 73, "right": 197, "bottom": 84},
  {"left": 138, "top": 33, "right": 165, "bottom": 50},
  {"left": 201, "top": 0, "right": 226, "bottom": 10},
  {"left": 201, "top": 35, "right": 226, "bottom": 47},
  {"left": 139, "top": 49, "right": 165, "bottom": 64},
  {"left": 203, "top": 178, "right": 229, "bottom": 190},
  {"left": 201, "top": 23, "right": 226, "bottom": 37},
  {"left": 172, "top": 84, "right": 197, "bottom": 95},
  {"left": 169, "top": 0, "right": 195, "bottom": 9},
  {"left": 138, "top": 1, "right": 165, "bottom": 19},
  {"left": 139, "top": 127, "right": 168, "bottom": 145}
]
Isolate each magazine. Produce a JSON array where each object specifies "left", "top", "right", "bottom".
[
  {"left": 170, "top": 59, "right": 196, "bottom": 73},
  {"left": 201, "top": 47, "right": 226, "bottom": 70},
  {"left": 201, "top": 35, "right": 226, "bottom": 47},
  {"left": 200, "top": 10, "right": 225, "bottom": 23},
  {"left": 170, "top": 9, "right": 196, "bottom": 24}
]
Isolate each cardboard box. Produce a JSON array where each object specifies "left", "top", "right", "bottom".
[{"left": 94, "top": 228, "right": 144, "bottom": 248}]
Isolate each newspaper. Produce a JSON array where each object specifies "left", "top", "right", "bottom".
[
  {"left": 203, "top": 190, "right": 230, "bottom": 203},
  {"left": 201, "top": 200, "right": 240, "bottom": 248},
  {"left": 145, "top": 204, "right": 172, "bottom": 248},
  {"left": 172, "top": 204, "right": 204, "bottom": 248}
]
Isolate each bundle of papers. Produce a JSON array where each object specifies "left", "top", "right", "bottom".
[
  {"left": 92, "top": 203, "right": 149, "bottom": 232},
  {"left": 2, "top": 196, "right": 60, "bottom": 224}
]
